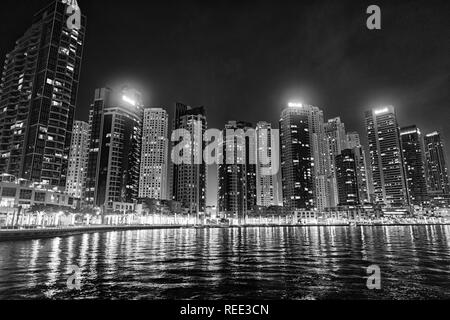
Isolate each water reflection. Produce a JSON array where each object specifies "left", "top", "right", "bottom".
[{"left": 0, "top": 226, "right": 449, "bottom": 300}]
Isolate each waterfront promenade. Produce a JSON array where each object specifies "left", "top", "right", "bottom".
[
  {"left": 0, "top": 225, "right": 193, "bottom": 242},
  {"left": 1, "top": 219, "right": 449, "bottom": 242}
]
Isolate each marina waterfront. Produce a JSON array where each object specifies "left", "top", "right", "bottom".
[{"left": 0, "top": 225, "right": 449, "bottom": 300}]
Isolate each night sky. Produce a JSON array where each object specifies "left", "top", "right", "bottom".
[{"left": 1, "top": 0, "right": 449, "bottom": 205}]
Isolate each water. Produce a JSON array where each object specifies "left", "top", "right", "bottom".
[{"left": 0, "top": 226, "right": 449, "bottom": 300}]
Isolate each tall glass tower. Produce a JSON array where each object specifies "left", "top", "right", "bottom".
[
  {"left": 0, "top": 1, "right": 86, "bottom": 188},
  {"left": 335, "top": 149, "right": 360, "bottom": 206},
  {"left": 400, "top": 126, "right": 428, "bottom": 205},
  {"left": 280, "top": 104, "right": 314, "bottom": 210},
  {"left": 424, "top": 132, "right": 450, "bottom": 197},
  {"left": 324, "top": 117, "right": 348, "bottom": 208},
  {"left": 171, "top": 103, "right": 207, "bottom": 215},
  {"left": 365, "top": 106, "right": 408, "bottom": 207},
  {"left": 84, "top": 88, "right": 111, "bottom": 206},
  {"left": 280, "top": 103, "right": 330, "bottom": 211},
  {"left": 66, "top": 120, "right": 90, "bottom": 199},
  {"left": 139, "top": 108, "right": 169, "bottom": 200},
  {"left": 255, "top": 121, "right": 281, "bottom": 207},
  {"left": 218, "top": 121, "right": 257, "bottom": 219},
  {"left": 85, "top": 87, "right": 143, "bottom": 211}
]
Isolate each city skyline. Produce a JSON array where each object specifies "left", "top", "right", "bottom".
[
  {"left": 1, "top": 0, "right": 450, "bottom": 304},
  {"left": 0, "top": 0, "right": 449, "bottom": 210},
  {"left": 0, "top": 0, "right": 450, "bottom": 205}
]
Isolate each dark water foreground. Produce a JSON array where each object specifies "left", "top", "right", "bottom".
[{"left": 0, "top": 226, "right": 449, "bottom": 300}]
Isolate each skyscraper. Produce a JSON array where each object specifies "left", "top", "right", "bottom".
[
  {"left": 66, "top": 120, "right": 90, "bottom": 199},
  {"left": 279, "top": 104, "right": 314, "bottom": 210},
  {"left": 346, "top": 131, "right": 371, "bottom": 204},
  {"left": 346, "top": 132, "right": 361, "bottom": 149},
  {"left": 365, "top": 106, "right": 408, "bottom": 207},
  {"left": 0, "top": 1, "right": 86, "bottom": 188},
  {"left": 218, "top": 121, "right": 257, "bottom": 219},
  {"left": 335, "top": 149, "right": 360, "bottom": 206},
  {"left": 280, "top": 103, "right": 329, "bottom": 211},
  {"left": 324, "top": 117, "right": 348, "bottom": 207},
  {"left": 86, "top": 87, "right": 143, "bottom": 210},
  {"left": 255, "top": 122, "right": 281, "bottom": 207},
  {"left": 352, "top": 145, "right": 371, "bottom": 204},
  {"left": 139, "top": 108, "right": 169, "bottom": 200},
  {"left": 325, "top": 117, "right": 348, "bottom": 155},
  {"left": 171, "top": 103, "right": 207, "bottom": 214},
  {"left": 84, "top": 88, "right": 111, "bottom": 206},
  {"left": 424, "top": 132, "right": 450, "bottom": 197},
  {"left": 400, "top": 126, "right": 428, "bottom": 205}
]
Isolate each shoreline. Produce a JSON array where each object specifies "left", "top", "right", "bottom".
[{"left": 1, "top": 222, "right": 449, "bottom": 242}]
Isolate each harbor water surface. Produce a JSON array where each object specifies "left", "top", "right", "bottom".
[{"left": 0, "top": 225, "right": 449, "bottom": 300}]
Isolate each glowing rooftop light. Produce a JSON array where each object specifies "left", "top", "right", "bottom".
[
  {"left": 374, "top": 107, "right": 389, "bottom": 115},
  {"left": 288, "top": 102, "right": 303, "bottom": 108},
  {"left": 122, "top": 95, "right": 136, "bottom": 106},
  {"left": 426, "top": 132, "right": 439, "bottom": 138},
  {"left": 400, "top": 130, "right": 418, "bottom": 136}
]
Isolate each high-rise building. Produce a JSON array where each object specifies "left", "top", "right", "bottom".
[
  {"left": 400, "top": 126, "right": 428, "bottom": 205},
  {"left": 345, "top": 131, "right": 371, "bottom": 203},
  {"left": 0, "top": 1, "right": 86, "bottom": 188},
  {"left": 279, "top": 104, "right": 314, "bottom": 210},
  {"left": 85, "top": 87, "right": 143, "bottom": 210},
  {"left": 280, "top": 103, "right": 329, "bottom": 211},
  {"left": 325, "top": 117, "right": 348, "bottom": 155},
  {"left": 66, "top": 121, "right": 90, "bottom": 199},
  {"left": 365, "top": 106, "right": 408, "bottom": 207},
  {"left": 424, "top": 132, "right": 450, "bottom": 197},
  {"left": 84, "top": 88, "right": 111, "bottom": 206},
  {"left": 255, "top": 122, "right": 281, "bottom": 207},
  {"left": 139, "top": 108, "right": 169, "bottom": 200},
  {"left": 324, "top": 117, "right": 347, "bottom": 207},
  {"left": 335, "top": 149, "right": 360, "bottom": 206},
  {"left": 171, "top": 103, "right": 207, "bottom": 214},
  {"left": 353, "top": 146, "right": 371, "bottom": 204},
  {"left": 346, "top": 132, "right": 361, "bottom": 149},
  {"left": 309, "top": 109, "right": 330, "bottom": 211},
  {"left": 218, "top": 121, "right": 257, "bottom": 219}
]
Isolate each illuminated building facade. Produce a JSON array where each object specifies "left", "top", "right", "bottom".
[
  {"left": 0, "top": 1, "right": 86, "bottom": 188},
  {"left": 346, "top": 131, "right": 371, "bottom": 203},
  {"left": 365, "top": 106, "right": 408, "bottom": 207},
  {"left": 0, "top": 175, "right": 77, "bottom": 210},
  {"left": 352, "top": 145, "right": 371, "bottom": 204},
  {"left": 335, "top": 149, "right": 360, "bottom": 206},
  {"left": 400, "top": 126, "right": 428, "bottom": 205},
  {"left": 171, "top": 103, "right": 207, "bottom": 214},
  {"left": 424, "top": 132, "right": 450, "bottom": 197},
  {"left": 139, "top": 108, "right": 169, "bottom": 200},
  {"left": 218, "top": 121, "right": 257, "bottom": 218},
  {"left": 280, "top": 103, "right": 329, "bottom": 211},
  {"left": 66, "top": 120, "right": 90, "bottom": 199},
  {"left": 86, "top": 87, "right": 143, "bottom": 210},
  {"left": 255, "top": 121, "right": 281, "bottom": 207},
  {"left": 84, "top": 88, "right": 111, "bottom": 205},
  {"left": 346, "top": 132, "right": 361, "bottom": 149},
  {"left": 280, "top": 104, "right": 314, "bottom": 210},
  {"left": 324, "top": 117, "right": 347, "bottom": 208}
]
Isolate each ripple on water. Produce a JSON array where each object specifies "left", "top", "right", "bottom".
[{"left": 0, "top": 226, "right": 449, "bottom": 300}]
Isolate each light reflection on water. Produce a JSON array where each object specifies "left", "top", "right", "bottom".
[{"left": 0, "top": 226, "right": 449, "bottom": 300}]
